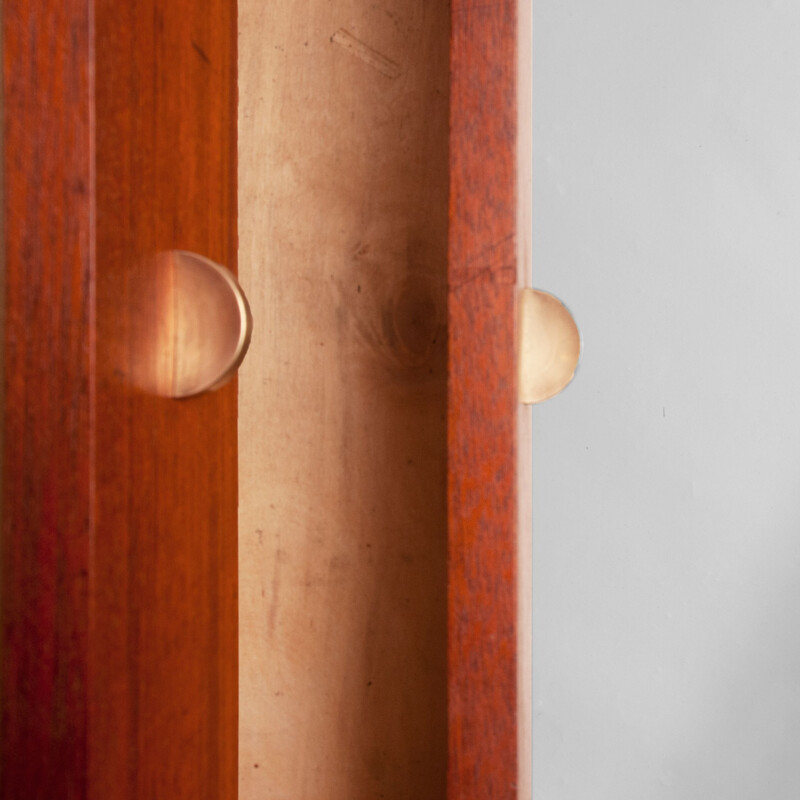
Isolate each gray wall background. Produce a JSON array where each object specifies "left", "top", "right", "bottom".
[{"left": 531, "top": 1, "right": 800, "bottom": 797}]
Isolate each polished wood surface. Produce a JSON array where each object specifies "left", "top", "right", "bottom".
[
  {"left": 237, "top": 1, "right": 449, "bottom": 797},
  {"left": 448, "top": 0, "right": 525, "bottom": 796},
  {"left": 2, "top": 2, "right": 94, "bottom": 795},
  {"left": 5, "top": 0, "right": 527, "bottom": 795},
  {"left": 2, "top": 1, "right": 238, "bottom": 797}
]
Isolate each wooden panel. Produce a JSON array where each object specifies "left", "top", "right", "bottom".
[
  {"left": 2, "top": 3, "right": 94, "bottom": 794},
  {"left": 2, "top": 1, "right": 238, "bottom": 798},
  {"left": 91, "top": 1, "right": 238, "bottom": 797},
  {"left": 238, "top": 1, "right": 449, "bottom": 797},
  {"left": 447, "top": 0, "right": 526, "bottom": 797}
]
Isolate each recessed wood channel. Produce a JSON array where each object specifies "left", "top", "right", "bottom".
[{"left": 238, "top": 2, "right": 450, "bottom": 797}]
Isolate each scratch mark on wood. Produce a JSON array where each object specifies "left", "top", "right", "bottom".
[
  {"left": 451, "top": 262, "right": 516, "bottom": 288},
  {"left": 330, "top": 29, "right": 401, "bottom": 79},
  {"left": 450, "top": 234, "right": 517, "bottom": 288},
  {"left": 453, "top": 2, "right": 504, "bottom": 15},
  {"left": 267, "top": 548, "right": 284, "bottom": 639},
  {"left": 191, "top": 39, "right": 210, "bottom": 65}
]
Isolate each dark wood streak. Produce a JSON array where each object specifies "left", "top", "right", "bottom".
[
  {"left": 448, "top": 0, "right": 519, "bottom": 797},
  {"left": 2, "top": 1, "right": 238, "bottom": 797}
]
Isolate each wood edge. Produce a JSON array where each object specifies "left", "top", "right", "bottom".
[
  {"left": 447, "top": 0, "right": 519, "bottom": 795},
  {"left": 517, "top": 0, "right": 533, "bottom": 795}
]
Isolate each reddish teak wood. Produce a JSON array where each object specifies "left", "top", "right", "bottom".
[
  {"left": 448, "top": 0, "right": 520, "bottom": 797},
  {"left": 2, "top": 2, "right": 94, "bottom": 795},
  {"left": 2, "top": 1, "right": 238, "bottom": 798}
]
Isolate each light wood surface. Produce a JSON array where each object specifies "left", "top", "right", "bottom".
[{"left": 238, "top": 1, "right": 450, "bottom": 797}]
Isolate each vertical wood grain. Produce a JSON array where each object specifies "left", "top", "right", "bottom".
[
  {"left": 91, "top": 1, "right": 238, "bottom": 797},
  {"left": 2, "top": 2, "right": 93, "bottom": 795},
  {"left": 238, "top": 2, "right": 450, "bottom": 797},
  {"left": 2, "top": 1, "right": 238, "bottom": 797},
  {"left": 448, "top": 0, "right": 521, "bottom": 797}
]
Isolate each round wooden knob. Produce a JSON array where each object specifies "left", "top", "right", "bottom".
[
  {"left": 519, "top": 288, "right": 580, "bottom": 404},
  {"left": 129, "top": 250, "right": 252, "bottom": 398}
]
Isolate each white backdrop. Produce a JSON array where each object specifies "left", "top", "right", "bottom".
[{"left": 532, "top": 1, "right": 800, "bottom": 797}]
